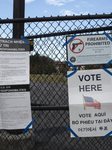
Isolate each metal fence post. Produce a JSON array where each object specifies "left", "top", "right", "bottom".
[{"left": 13, "top": 0, "right": 25, "bottom": 38}]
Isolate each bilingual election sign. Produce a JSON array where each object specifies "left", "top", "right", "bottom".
[
  {"left": 68, "top": 69, "right": 112, "bottom": 137},
  {"left": 67, "top": 34, "right": 112, "bottom": 65},
  {"left": 0, "top": 39, "right": 32, "bottom": 130}
]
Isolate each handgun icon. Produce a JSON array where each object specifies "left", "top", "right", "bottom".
[{"left": 72, "top": 42, "right": 82, "bottom": 50}]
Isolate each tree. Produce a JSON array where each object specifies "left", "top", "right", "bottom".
[{"left": 30, "top": 53, "right": 56, "bottom": 74}]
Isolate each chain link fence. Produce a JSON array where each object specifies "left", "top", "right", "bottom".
[{"left": 0, "top": 13, "right": 112, "bottom": 150}]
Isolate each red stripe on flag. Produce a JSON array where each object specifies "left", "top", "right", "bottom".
[{"left": 85, "top": 97, "right": 101, "bottom": 110}]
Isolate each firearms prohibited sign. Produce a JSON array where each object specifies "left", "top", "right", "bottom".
[{"left": 67, "top": 34, "right": 112, "bottom": 65}]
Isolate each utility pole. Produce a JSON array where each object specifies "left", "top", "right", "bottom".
[{"left": 13, "top": 0, "right": 25, "bottom": 38}]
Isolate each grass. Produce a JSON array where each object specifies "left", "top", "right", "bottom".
[{"left": 30, "top": 74, "right": 67, "bottom": 84}]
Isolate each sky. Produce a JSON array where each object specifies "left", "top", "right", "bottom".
[{"left": 0, "top": 0, "right": 112, "bottom": 19}]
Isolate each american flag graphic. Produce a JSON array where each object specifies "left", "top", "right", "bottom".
[{"left": 83, "top": 95, "right": 101, "bottom": 110}]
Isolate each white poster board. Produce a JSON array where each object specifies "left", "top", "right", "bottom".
[
  {"left": 67, "top": 34, "right": 112, "bottom": 65},
  {"left": 68, "top": 69, "right": 112, "bottom": 137},
  {"left": 0, "top": 39, "right": 32, "bottom": 130}
]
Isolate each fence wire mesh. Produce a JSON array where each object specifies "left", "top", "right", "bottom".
[{"left": 0, "top": 13, "right": 112, "bottom": 150}]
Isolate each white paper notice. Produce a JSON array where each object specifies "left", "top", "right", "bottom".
[
  {"left": 68, "top": 69, "right": 112, "bottom": 137},
  {"left": 0, "top": 92, "right": 32, "bottom": 129},
  {"left": 0, "top": 52, "right": 29, "bottom": 85}
]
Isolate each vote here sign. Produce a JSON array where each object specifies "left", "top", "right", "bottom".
[
  {"left": 68, "top": 69, "right": 112, "bottom": 137},
  {"left": 67, "top": 34, "right": 112, "bottom": 65}
]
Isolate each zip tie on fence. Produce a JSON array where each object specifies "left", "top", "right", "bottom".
[
  {"left": 22, "top": 119, "right": 35, "bottom": 134},
  {"left": 65, "top": 61, "right": 77, "bottom": 78},
  {"left": 103, "top": 131, "right": 112, "bottom": 139},
  {"left": 103, "top": 59, "right": 112, "bottom": 76},
  {"left": 104, "top": 32, "right": 112, "bottom": 42},
  {"left": 62, "top": 34, "right": 76, "bottom": 47},
  {"left": 67, "top": 126, "right": 78, "bottom": 138},
  {"left": 21, "top": 35, "right": 31, "bottom": 45}
]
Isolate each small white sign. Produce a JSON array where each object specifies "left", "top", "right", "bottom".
[
  {"left": 67, "top": 34, "right": 112, "bottom": 65},
  {"left": 68, "top": 69, "right": 112, "bottom": 137}
]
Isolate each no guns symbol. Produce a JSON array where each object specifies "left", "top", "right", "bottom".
[{"left": 69, "top": 38, "right": 84, "bottom": 54}]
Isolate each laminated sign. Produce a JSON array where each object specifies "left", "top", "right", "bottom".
[
  {"left": 67, "top": 34, "right": 112, "bottom": 65},
  {"left": 68, "top": 69, "right": 112, "bottom": 137},
  {"left": 0, "top": 39, "right": 32, "bottom": 130}
]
